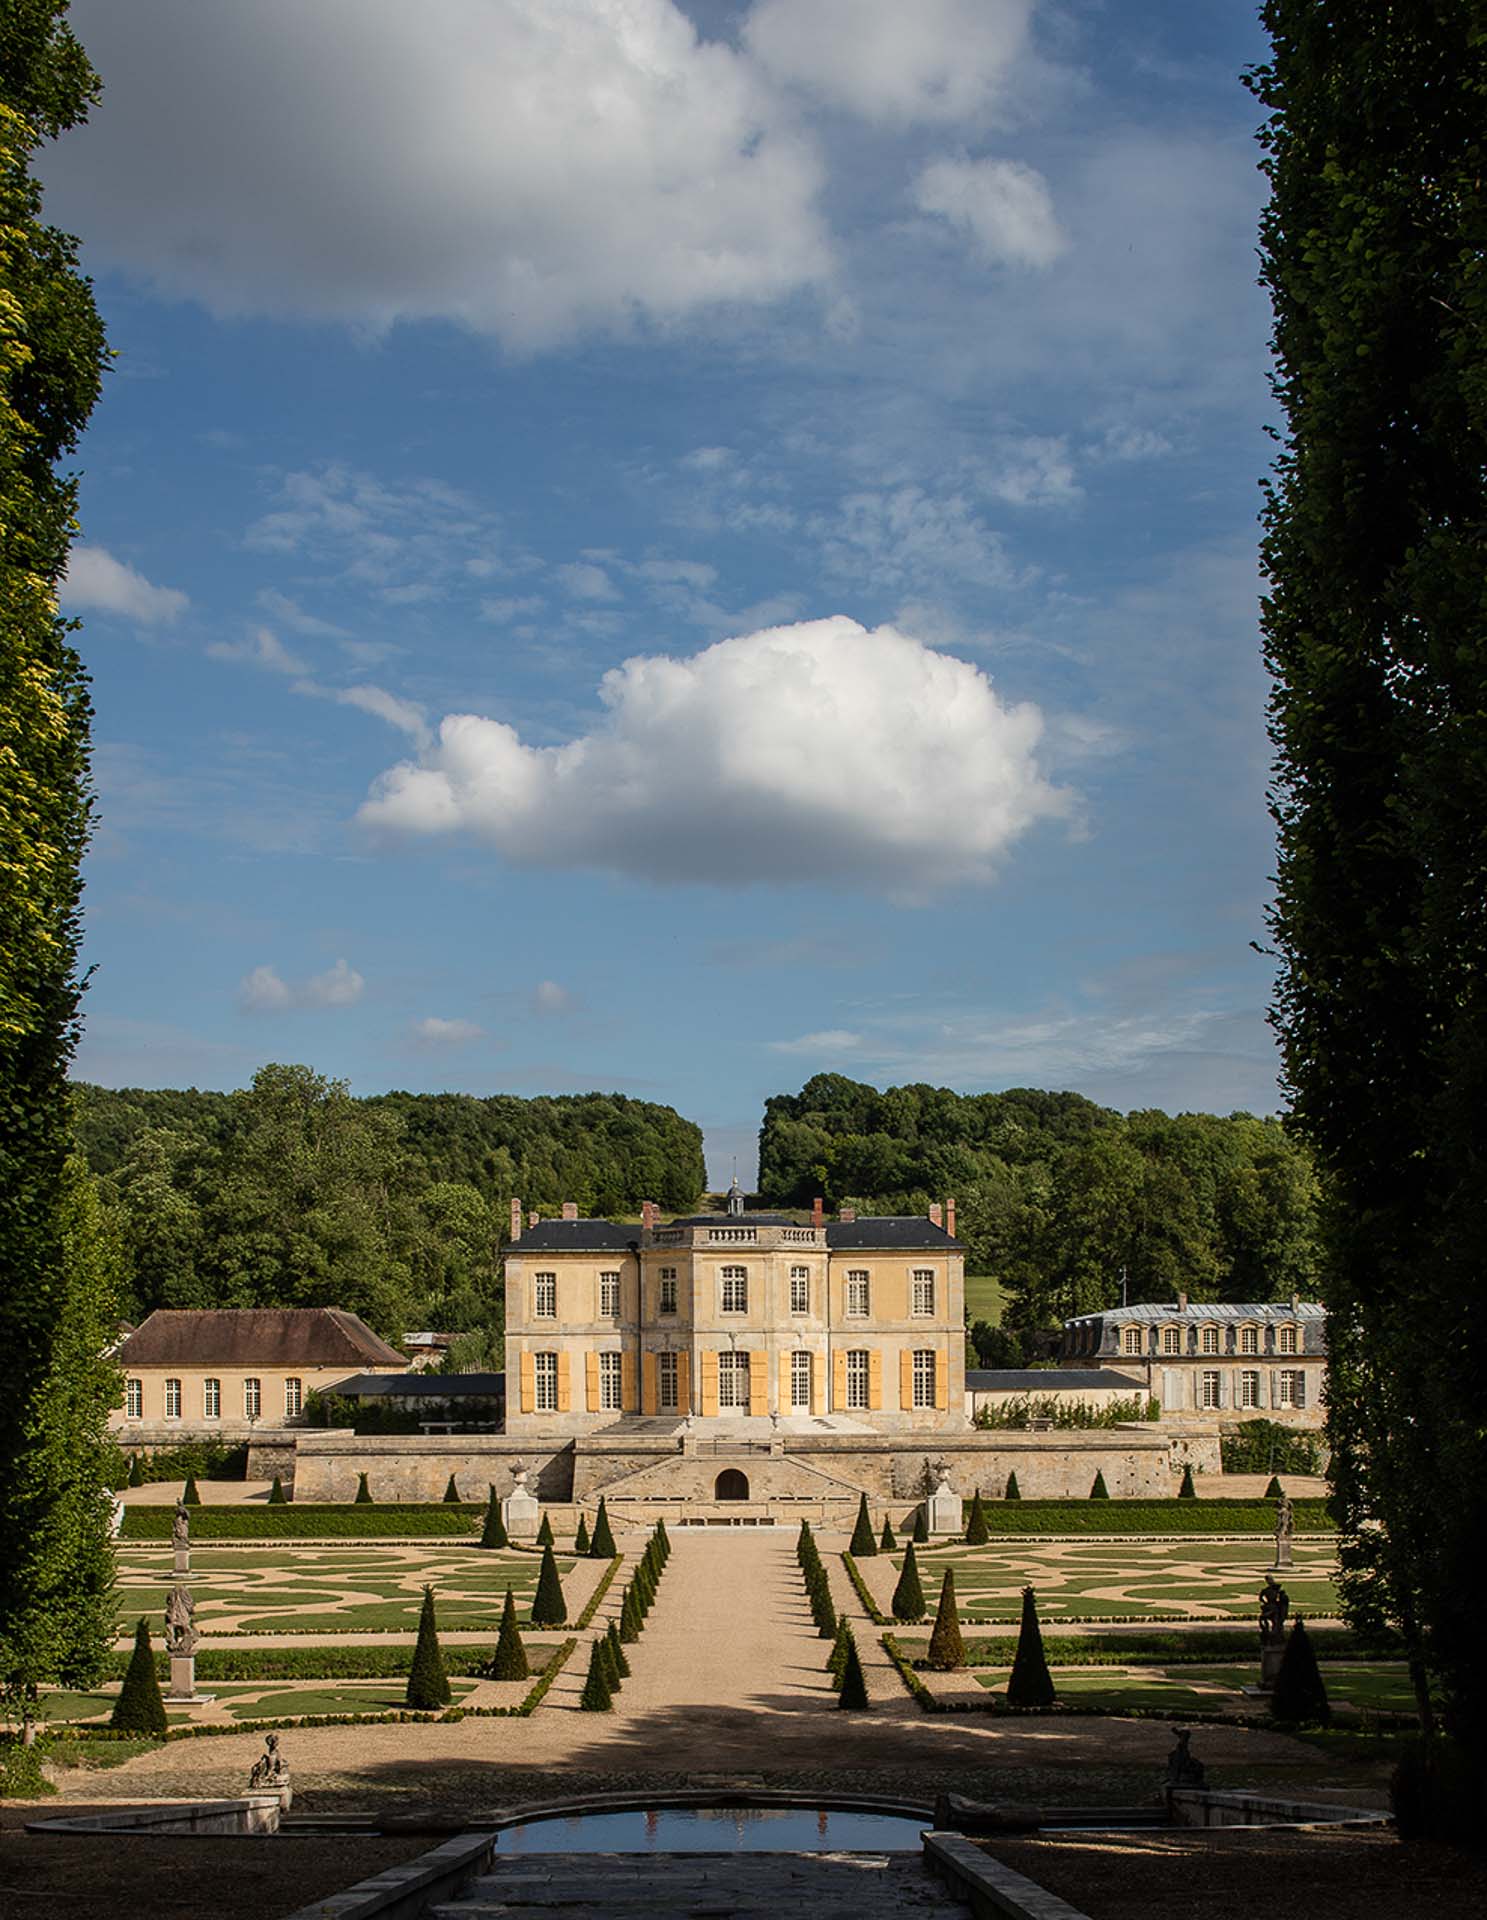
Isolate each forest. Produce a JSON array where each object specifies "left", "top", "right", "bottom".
[
  {"left": 758, "top": 1074, "right": 1321, "bottom": 1347},
  {"left": 75, "top": 1066, "right": 707, "bottom": 1358}
]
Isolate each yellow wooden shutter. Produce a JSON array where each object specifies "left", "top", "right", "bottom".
[
  {"left": 868, "top": 1349, "right": 883, "bottom": 1410},
  {"left": 700, "top": 1349, "right": 719, "bottom": 1416},
  {"left": 832, "top": 1348, "right": 847, "bottom": 1410},
  {"left": 621, "top": 1350, "right": 637, "bottom": 1412},
  {"left": 899, "top": 1349, "right": 913, "bottom": 1411},
  {"left": 643, "top": 1352, "right": 658, "bottom": 1415},
  {"left": 585, "top": 1351, "right": 600, "bottom": 1412},
  {"left": 519, "top": 1350, "right": 535, "bottom": 1413},
  {"left": 749, "top": 1353, "right": 768, "bottom": 1417},
  {"left": 811, "top": 1351, "right": 826, "bottom": 1415},
  {"left": 779, "top": 1352, "right": 792, "bottom": 1413},
  {"left": 556, "top": 1352, "right": 571, "bottom": 1413},
  {"left": 677, "top": 1351, "right": 690, "bottom": 1415},
  {"left": 935, "top": 1346, "right": 949, "bottom": 1411}
]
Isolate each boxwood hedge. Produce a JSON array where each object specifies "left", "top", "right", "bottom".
[
  {"left": 120, "top": 1503, "right": 483, "bottom": 1540},
  {"left": 948, "top": 1498, "right": 1333, "bottom": 1535}
]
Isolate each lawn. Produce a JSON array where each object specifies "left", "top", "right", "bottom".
[
  {"left": 969, "top": 1660, "right": 1414, "bottom": 1716},
  {"left": 964, "top": 1274, "right": 1009, "bottom": 1326}
]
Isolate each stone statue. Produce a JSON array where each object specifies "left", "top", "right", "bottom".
[
  {"left": 1272, "top": 1492, "right": 1294, "bottom": 1568},
  {"left": 249, "top": 1732, "right": 289, "bottom": 1791},
  {"left": 171, "top": 1501, "right": 191, "bottom": 1551},
  {"left": 1164, "top": 1727, "right": 1206, "bottom": 1790},
  {"left": 164, "top": 1583, "right": 198, "bottom": 1657},
  {"left": 1259, "top": 1575, "right": 1290, "bottom": 1645}
]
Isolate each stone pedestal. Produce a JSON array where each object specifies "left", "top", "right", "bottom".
[
  {"left": 1259, "top": 1642, "right": 1285, "bottom": 1691},
  {"left": 503, "top": 1474, "right": 541, "bottom": 1543},
  {"left": 928, "top": 1477, "right": 962, "bottom": 1536},
  {"left": 1271, "top": 1540, "right": 1293, "bottom": 1571},
  {"left": 164, "top": 1653, "right": 214, "bottom": 1705},
  {"left": 173, "top": 1547, "right": 190, "bottom": 1577}
]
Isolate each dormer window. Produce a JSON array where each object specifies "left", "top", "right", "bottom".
[
  {"left": 1200, "top": 1324, "right": 1220, "bottom": 1354},
  {"left": 1162, "top": 1325, "right": 1181, "bottom": 1354},
  {"left": 1278, "top": 1324, "right": 1298, "bottom": 1354},
  {"left": 1122, "top": 1326, "right": 1142, "bottom": 1355},
  {"left": 1240, "top": 1325, "right": 1258, "bottom": 1355}
]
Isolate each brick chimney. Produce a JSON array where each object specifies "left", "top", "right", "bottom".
[
  {"left": 839, "top": 1206, "right": 856, "bottom": 1224},
  {"left": 561, "top": 1200, "right": 578, "bottom": 1221},
  {"left": 928, "top": 1201, "right": 943, "bottom": 1228},
  {"left": 528, "top": 1210, "right": 541, "bottom": 1229},
  {"left": 641, "top": 1200, "right": 658, "bottom": 1231},
  {"left": 946, "top": 1196, "right": 956, "bottom": 1238},
  {"left": 509, "top": 1197, "right": 523, "bottom": 1243},
  {"left": 811, "top": 1196, "right": 824, "bottom": 1229},
  {"left": 1177, "top": 1291, "right": 1189, "bottom": 1312}
]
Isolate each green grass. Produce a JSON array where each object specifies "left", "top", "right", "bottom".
[
  {"left": 221, "top": 1679, "right": 478, "bottom": 1719},
  {"left": 964, "top": 1275, "right": 1009, "bottom": 1326},
  {"left": 969, "top": 1660, "right": 1414, "bottom": 1716}
]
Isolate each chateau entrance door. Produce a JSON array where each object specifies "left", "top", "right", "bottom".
[
  {"left": 717, "top": 1351, "right": 750, "bottom": 1410},
  {"left": 715, "top": 1468, "right": 749, "bottom": 1500}
]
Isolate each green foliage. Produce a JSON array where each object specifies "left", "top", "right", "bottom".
[
  {"left": 1005, "top": 1472, "right": 1022, "bottom": 1501},
  {"left": 912, "top": 1503, "right": 928, "bottom": 1541},
  {"left": 354, "top": 1473, "right": 373, "bottom": 1505},
  {"left": 578, "top": 1636, "right": 611, "bottom": 1711},
  {"left": 606, "top": 1619, "right": 629, "bottom": 1681},
  {"left": 974, "top": 1394, "right": 1155, "bottom": 1430},
  {"left": 827, "top": 1617, "right": 852, "bottom": 1687},
  {"left": 404, "top": 1587, "right": 451, "bottom": 1709},
  {"left": 480, "top": 1486, "right": 507, "bottom": 1550},
  {"left": 0, "top": 1736, "right": 53, "bottom": 1798},
  {"left": 1246, "top": 6, "right": 1487, "bottom": 1763},
  {"left": 121, "top": 1503, "right": 479, "bottom": 1540},
  {"left": 108, "top": 1441, "right": 247, "bottom": 1486},
  {"left": 949, "top": 1497, "right": 1332, "bottom": 1536},
  {"left": 1270, "top": 1618, "right": 1330, "bottom": 1727},
  {"left": 927, "top": 1570, "right": 964, "bottom": 1671},
  {"left": 110, "top": 1621, "right": 166, "bottom": 1735},
  {"left": 655, "top": 1517, "right": 669, "bottom": 1559},
  {"left": 1219, "top": 1419, "right": 1322, "bottom": 1477},
  {"left": 442, "top": 1474, "right": 461, "bottom": 1505},
  {"left": 529, "top": 1544, "right": 566, "bottom": 1627},
  {"left": 964, "top": 1490, "right": 989, "bottom": 1544},
  {"left": 487, "top": 1588, "right": 528, "bottom": 1682},
  {"left": 838, "top": 1637, "right": 869, "bottom": 1710},
  {"left": 574, "top": 1512, "right": 590, "bottom": 1555},
  {"left": 267, "top": 1475, "right": 287, "bottom": 1506},
  {"left": 1006, "top": 1586, "right": 1055, "bottom": 1709},
  {"left": 618, "top": 1583, "right": 641, "bottom": 1644},
  {"left": 598, "top": 1624, "right": 621, "bottom": 1693},
  {"left": 879, "top": 1516, "right": 896, "bottom": 1551},
  {"left": 892, "top": 1543, "right": 926, "bottom": 1623},
  {"left": 1089, "top": 1472, "right": 1110, "bottom": 1501},
  {"left": 180, "top": 1472, "right": 200, "bottom": 1507},
  {"left": 1265, "top": 1476, "right": 1284, "bottom": 1501},
  {"left": 589, "top": 1498, "right": 615, "bottom": 1559},
  {"left": 849, "top": 1493, "right": 877, "bottom": 1557},
  {"left": 126, "top": 1454, "right": 142, "bottom": 1488},
  {"left": 1177, "top": 1464, "right": 1196, "bottom": 1500},
  {"left": 535, "top": 1512, "right": 553, "bottom": 1548}
]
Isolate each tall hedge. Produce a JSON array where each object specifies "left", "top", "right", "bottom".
[
  {"left": 110, "top": 1619, "right": 166, "bottom": 1735},
  {"left": 405, "top": 1586, "right": 451, "bottom": 1709}
]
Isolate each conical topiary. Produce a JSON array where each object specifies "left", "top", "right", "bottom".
[
  {"left": 927, "top": 1569, "right": 965, "bottom": 1670},
  {"left": 599, "top": 1625, "right": 622, "bottom": 1692},
  {"left": 827, "top": 1617, "right": 852, "bottom": 1687},
  {"left": 181, "top": 1471, "right": 201, "bottom": 1507},
  {"left": 912, "top": 1503, "right": 928, "bottom": 1542},
  {"left": 578, "top": 1636, "right": 612, "bottom": 1711},
  {"left": 590, "top": 1497, "right": 616, "bottom": 1558},
  {"left": 892, "top": 1542, "right": 926, "bottom": 1623},
  {"left": 1177, "top": 1463, "right": 1196, "bottom": 1500},
  {"left": 111, "top": 1619, "right": 167, "bottom": 1734},
  {"left": 488, "top": 1587, "right": 529, "bottom": 1681},
  {"left": 267, "top": 1474, "right": 287, "bottom": 1505},
  {"left": 849, "top": 1493, "right": 877, "bottom": 1557},
  {"left": 127, "top": 1453, "right": 144, "bottom": 1488},
  {"left": 880, "top": 1516, "right": 897, "bottom": 1551},
  {"left": 1265, "top": 1475, "right": 1284, "bottom": 1500},
  {"left": 536, "top": 1511, "right": 554, "bottom": 1548},
  {"left": 838, "top": 1637, "right": 869, "bottom": 1710},
  {"left": 619, "top": 1582, "right": 641, "bottom": 1644},
  {"left": 443, "top": 1473, "right": 462, "bottom": 1504},
  {"left": 1270, "top": 1618, "right": 1331, "bottom": 1725},
  {"left": 1005, "top": 1585, "right": 1055, "bottom": 1708},
  {"left": 1005, "top": 1471, "right": 1022, "bottom": 1501},
  {"left": 405, "top": 1587, "right": 452, "bottom": 1708},
  {"left": 656, "top": 1517, "right": 670, "bottom": 1560},
  {"left": 574, "top": 1512, "right": 591, "bottom": 1554},
  {"left": 355, "top": 1471, "right": 373, "bottom": 1504},
  {"left": 797, "top": 1518, "right": 814, "bottom": 1561},
  {"left": 965, "top": 1489, "right": 989, "bottom": 1544},
  {"left": 480, "top": 1485, "right": 508, "bottom": 1549},
  {"left": 1090, "top": 1470, "right": 1111, "bottom": 1500},
  {"left": 814, "top": 1576, "right": 837, "bottom": 1639},
  {"left": 606, "top": 1618, "right": 631, "bottom": 1679},
  {"left": 529, "top": 1543, "right": 567, "bottom": 1626}
]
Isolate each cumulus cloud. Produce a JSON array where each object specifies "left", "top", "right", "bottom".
[
  {"left": 412, "top": 1016, "right": 484, "bottom": 1046},
  {"left": 531, "top": 980, "right": 577, "bottom": 1017},
  {"left": 239, "top": 958, "right": 364, "bottom": 1012},
  {"left": 914, "top": 156, "right": 1067, "bottom": 268},
  {"left": 359, "top": 616, "right": 1069, "bottom": 895},
  {"left": 746, "top": 0, "right": 1035, "bottom": 125},
  {"left": 46, "top": 0, "right": 831, "bottom": 351},
  {"left": 60, "top": 546, "right": 188, "bottom": 624}
]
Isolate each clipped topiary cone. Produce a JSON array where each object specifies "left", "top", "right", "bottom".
[
  {"left": 849, "top": 1492, "right": 877, "bottom": 1557},
  {"left": 1177, "top": 1463, "right": 1197, "bottom": 1499},
  {"left": 536, "top": 1511, "right": 555, "bottom": 1548},
  {"left": 655, "top": 1517, "right": 670, "bottom": 1560},
  {"left": 964, "top": 1489, "right": 989, "bottom": 1544},
  {"left": 1004, "top": 1471, "right": 1022, "bottom": 1501},
  {"left": 181, "top": 1471, "right": 201, "bottom": 1507},
  {"left": 619, "top": 1583, "right": 642, "bottom": 1644},
  {"left": 529, "top": 1543, "right": 567, "bottom": 1627},
  {"left": 488, "top": 1587, "right": 529, "bottom": 1681},
  {"left": 574, "top": 1512, "right": 591, "bottom": 1555},
  {"left": 267, "top": 1474, "right": 287, "bottom": 1505},
  {"left": 606, "top": 1618, "right": 631, "bottom": 1679},
  {"left": 1265, "top": 1474, "right": 1284, "bottom": 1500},
  {"left": 354, "top": 1471, "right": 373, "bottom": 1504},
  {"left": 406, "top": 1586, "right": 452, "bottom": 1708},
  {"left": 827, "top": 1617, "right": 852, "bottom": 1687},
  {"left": 589, "top": 1497, "right": 616, "bottom": 1558},
  {"left": 578, "top": 1636, "right": 612, "bottom": 1711},
  {"left": 1090, "top": 1470, "right": 1111, "bottom": 1500},
  {"left": 111, "top": 1618, "right": 167, "bottom": 1735},
  {"left": 443, "top": 1472, "right": 462, "bottom": 1504},
  {"left": 815, "top": 1578, "right": 837, "bottom": 1639},
  {"left": 892, "top": 1542, "right": 926, "bottom": 1623},
  {"left": 927, "top": 1569, "right": 965, "bottom": 1670},
  {"left": 1006, "top": 1585, "right": 1055, "bottom": 1708},
  {"left": 797, "top": 1518, "right": 814, "bottom": 1562},
  {"left": 880, "top": 1516, "right": 897, "bottom": 1551},
  {"left": 599, "top": 1625, "right": 622, "bottom": 1692},
  {"left": 838, "top": 1637, "right": 869, "bottom": 1710},
  {"left": 912, "top": 1503, "right": 929, "bottom": 1542},
  {"left": 127, "top": 1453, "right": 144, "bottom": 1488},
  {"left": 1270, "top": 1618, "right": 1331, "bottom": 1726},
  {"left": 480, "top": 1485, "right": 508, "bottom": 1549}
]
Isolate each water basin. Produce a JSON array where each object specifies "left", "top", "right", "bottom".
[{"left": 496, "top": 1807, "right": 927, "bottom": 1853}]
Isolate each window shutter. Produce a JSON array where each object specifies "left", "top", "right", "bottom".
[
  {"left": 832, "top": 1348, "right": 847, "bottom": 1410},
  {"left": 1269, "top": 1369, "right": 1280, "bottom": 1409},
  {"left": 749, "top": 1357, "right": 768, "bottom": 1417},
  {"left": 700, "top": 1349, "right": 719, "bottom": 1416},
  {"left": 868, "top": 1349, "right": 883, "bottom": 1410},
  {"left": 556, "top": 1352, "right": 571, "bottom": 1413},
  {"left": 519, "top": 1351, "right": 535, "bottom": 1413},
  {"left": 899, "top": 1349, "right": 914, "bottom": 1410},
  {"left": 1294, "top": 1371, "right": 1306, "bottom": 1409},
  {"left": 642, "top": 1352, "right": 658, "bottom": 1415},
  {"left": 621, "top": 1350, "right": 637, "bottom": 1412},
  {"left": 585, "top": 1350, "right": 600, "bottom": 1412},
  {"left": 935, "top": 1349, "right": 948, "bottom": 1411},
  {"left": 1217, "top": 1373, "right": 1229, "bottom": 1408},
  {"left": 779, "top": 1352, "right": 792, "bottom": 1413},
  {"left": 676, "top": 1351, "right": 690, "bottom": 1415},
  {"left": 811, "top": 1351, "right": 826, "bottom": 1415}
]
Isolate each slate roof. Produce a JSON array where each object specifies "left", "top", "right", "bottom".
[
  {"left": 336, "top": 1371, "right": 505, "bottom": 1398},
  {"left": 966, "top": 1369, "right": 1147, "bottom": 1393},
  {"left": 118, "top": 1308, "right": 406, "bottom": 1369},
  {"left": 1066, "top": 1302, "right": 1326, "bottom": 1326},
  {"left": 826, "top": 1216, "right": 963, "bottom": 1250},
  {"left": 512, "top": 1219, "right": 639, "bottom": 1252}
]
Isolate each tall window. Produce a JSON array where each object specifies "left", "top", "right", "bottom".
[
  {"left": 658, "top": 1350, "right": 679, "bottom": 1411},
  {"left": 1123, "top": 1326, "right": 1143, "bottom": 1355},
  {"left": 125, "top": 1377, "right": 142, "bottom": 1419},
  {"left": 1278, "top": 1324, "right": 1298, "bottom": 1354},
  {"left": 1277, "top": 1369, "right": 1306, "bottom": 1408},
  {"left": 845, "top": 1271, "right": 869, "bottom": 1316},
  {"left": 243, "top": 1377, "right": 261, "bottom": 1420},
  {"left": 534, "top": 1352, "right": 558, "bottom": 1411},
  {"left": 658, "top": 1268, "right": 678, "bottom": 1314},
  {"left": 912, "top": 1349, "right": 937, "bottom": 1408},
  {"left": 1240, "top": 1325, "right": 1258, "bottom": 1354},
  {"left": 912, "top": 1269, "right": 935, "bottom": 1316},
  {"left": 1162, "top": 1325, "right": 1181, "bottom": 1354},
  {"left": 790, "top": 1267, "right": 809, "bottom": 1314},
  {"left": 1201, "top": 1324, "right": 1220, "bottom": 1354},
  {"left": 1240, "top": 1370, "right": 1260, "bottom": 1408},
  {"left": 721, "top": 1266, "right": 748, "bottom": 1313},
  {"left": 599, "top": 1351, "right": 623, "bottom": 1411},
  {"left": 791, "top": 1350, "right": 812, "bottom": 1409},
  {"left": 600, "top": 1270, "right": 620, "bottom": 1317},
  {"left": 846, "top": 1349, "right": 870, "bottom": 1409},
  {"left": 1200, "top": 1369, "right": 1221, "bottom": 1409},
  {"left": 284, "top": 1377, "right": 302, "bottom": 1418},
  {"left": 202, "top": 1377, "right": 220, "bottom": 1419},
  {"left": 534, "top": 1272, "right": 557, "bottom": 1318},
  {"left": 163, "top": 1377, "right": 181, "bottom": 1419},
  {"left": 718, "top": 1350, "right": 750, "bottom": 1408}
]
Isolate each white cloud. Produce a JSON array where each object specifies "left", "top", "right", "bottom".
[
  {"left": 914, "top": 156, "right": 1067, "bottom": 269},
  {"left": 359, "top": 615, "right": 1069, "bottom": 895},
  {"left": 983, "top": 435, "right": 1080, "bottom": 508},
  {"left": 746, "top": 0, "right": 1036, "bottom": 125},
  {"left": 531, "top": 980, "right": 577, "bottom": 1017},
  {"left": 239, "top": 958, "right": 364, "bottom": 1012},
  {"left": 768, "top": 1029, "right": 863, "bottom": 1055},
  {"left": 206, "top": 626, "right": 309, "bottom": 675},
  {"left": 556, "top": 561, "right": 619, "bottom": 602},
  {"left": 818, "top": 486, "right": 1017, "bottom": 591},
  {"left": 47, "top": 0, "right": 831, "bottom": 351},
  {"left": 60, "top": 546, "right": 188, "bottom": 624},
  {"left": 256, "top": 589, "right": 351, "bottom": 637},
  {"left": 312, "top": 682, "right": 430, "bottom": 747},
  {"left": 412, "top": 1016, "right": 484, "bottom": 1046}
]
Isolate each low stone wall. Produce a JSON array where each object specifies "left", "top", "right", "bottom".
[
  {"left": 28, "top": 1797, "right": 285, "bottom": 1836},
  {"left": 289, "top": 1432, "right": 576, "bottom": 1503},
  {"left": 246, "top": 1436, "right": 298, "bottom": 1484}
]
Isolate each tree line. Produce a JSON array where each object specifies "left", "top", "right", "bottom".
[{"left": 758, "top": 1074, "right": 1321, "bottom": 1341}]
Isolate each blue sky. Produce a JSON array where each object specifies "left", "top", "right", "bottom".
[{"left": 46, "top": 1, "right": 1281, "bottom": 1184}]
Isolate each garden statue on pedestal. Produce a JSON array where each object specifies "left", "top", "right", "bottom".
[
  {"left": 1258, "top": 1575, "right": 1290, "bottom": 1690},
  {"left": 927, "top": 1463, "right": 961, "bottom": 1536},
  {"left": 164, "top": 1581, "right": 212, "bottom": 1704},
  {"left": 503, "top": 1460, "right": 541, "bottom": 1542},
  {"left": 1272, "top": 1493, "right": 1294, "bottom": 1569},
  {"left": 172, "top": 1499, "right": 191, "bottom": 1575}
]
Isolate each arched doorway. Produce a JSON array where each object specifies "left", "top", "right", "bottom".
[{"left": 714, "top": 1468, "right": 749, "bottom": 1501}]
